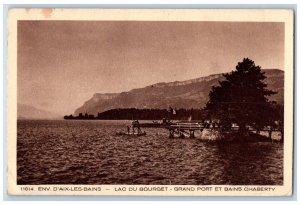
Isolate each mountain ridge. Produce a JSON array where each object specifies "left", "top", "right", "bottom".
[
  {"left": 74, "top": 69, "right": 284, "bottom": 116},
  {"left": 18, "top": 104, "right": 62, "bottom": 120}
]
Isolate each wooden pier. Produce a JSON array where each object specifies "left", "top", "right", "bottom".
[
  {"left": 168, "top": 123, "right": 204, "bottom": 138},
  {"left": 131, "top": 121, "right": 281, "bottom": 139},
  {"left": 132, "top": 121, "right": 212, "bottom": 138}
]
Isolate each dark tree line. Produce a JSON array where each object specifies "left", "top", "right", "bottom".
[
  {"left": 64, "top": 112, "right": 96, "bottom": 120},
  {"left": 64, "top": 108, "right": 207, "bottom": 120},
  {"left": 98, "top": 108, "right": 207, "bottom": 120}
]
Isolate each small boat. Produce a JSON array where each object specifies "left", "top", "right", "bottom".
[{"left": 116, "top": 131, "right": 147, "bottom": 136}]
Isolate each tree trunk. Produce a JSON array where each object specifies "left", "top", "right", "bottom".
[{"left": 239, "top": 123, "right": 247, "bottom": 135}]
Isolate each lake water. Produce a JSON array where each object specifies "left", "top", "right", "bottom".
[{"left": 17, "top": 120, "right": 283, "bottom": 185}]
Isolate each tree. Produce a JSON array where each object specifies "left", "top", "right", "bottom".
[{"left": 205, "top": 58, "right": 277, "bottom": 133}]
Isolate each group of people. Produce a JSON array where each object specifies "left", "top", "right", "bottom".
[{"left": 127, "top": 120, "right": 142, "bottom": 134}]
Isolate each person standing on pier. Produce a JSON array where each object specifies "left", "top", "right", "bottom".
[
  {"left": 127, "top": 126, "right": 130, "bottom": 134},
  {"left": 136, "top": 120, "right": 142, "bottom": 134}
]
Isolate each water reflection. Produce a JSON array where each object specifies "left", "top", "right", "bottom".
[{"left": 205, "top": 142, "right": 283, "bottom": 185}]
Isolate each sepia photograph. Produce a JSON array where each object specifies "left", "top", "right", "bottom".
[{"left": 6, "top": 9, "right": 294, "bottom": 196}]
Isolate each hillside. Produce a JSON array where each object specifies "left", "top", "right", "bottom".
[
  {"left": 18, "top": 104, "right": 61, "bottom": 120},
  {"left": 74, "top": 69, "right": 284, "bottom": 116}
]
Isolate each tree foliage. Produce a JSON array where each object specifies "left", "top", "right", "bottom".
[
  {"left": 64, "top": 108, "right": 207, "bottom": 120},
  {"left": 205, "top": 58, "right": 278, "bottom": 132}
]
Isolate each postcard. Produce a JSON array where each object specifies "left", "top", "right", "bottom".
[{"left": 6, "top": 8, "right": 294, "bottom": 196}]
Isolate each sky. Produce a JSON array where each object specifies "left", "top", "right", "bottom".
[{"left": 17, "top": 21, "right": 284, "bottom": 115}]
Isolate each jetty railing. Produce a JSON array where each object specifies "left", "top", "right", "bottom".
[{"left": 131, "top": 121, "right": 281, "bottom": 139}]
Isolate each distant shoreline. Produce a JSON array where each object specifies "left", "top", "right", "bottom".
[{"left": 64, "top": 108, "right": 206, "bottom": 121}]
